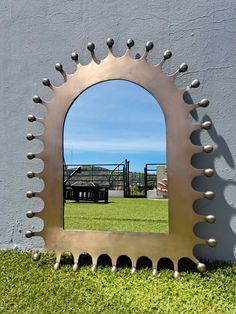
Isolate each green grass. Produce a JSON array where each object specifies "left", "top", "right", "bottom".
[
  {"left": 64, "top": 198, "right": 168, "bottom": 233},
  {"left": 0, "top": 251, "right": 235, "bottom": 313},
  {"left": 1, "top": 199, "right": 235, "bottom": 313}
]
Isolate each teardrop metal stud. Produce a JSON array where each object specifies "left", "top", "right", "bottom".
[
  {"left": 28, "top": 115, "right": 36, "bottom": 122},
  {"left": 204, "top": 191, "right": 215, "bottom": 200},
  {"left": 27, "top": 152, "right": 35, "bottom": 160},
  {"left": 152, "top": 268, "right": 158, "bottom": 276},
  {"left": 199, "top": 98, "right": 209, "bottom": 107},
  {"left": 191, "top": 79, "right": 200, "bottom": 88},
  {"left": 33, "top": 95, "right": 42, "bottom": 103},
  {"left": 87, "top": 42, "right": 95, "bottom": 52},
  {"left": 27, "top": 171, "right": 35, "bottom": 178},
  {"left": 26, "top": 191, "right": 34, "bottom": 198},
  {"left": 25, "top": 230, "right": 33, "bottom": 238},
  {"left": 106, "top": 38, "right": 114, "bottom": 49},
  {"left": 111, "top": 265, "right": 117, "bottom": 273},
  {"left": 203, "top": 145, "right": 213, "bottom": 153},
  {"left": 42, "top": 78, "right": 51, "bottom": 86},
  {"left": 127, "top": 38, "right": 135, "bottom": 49},
  {"left": 207, "top": 238, "right": 217, "bottom": 247},
  {"left": 202, "top": 121, "right": 212, "bottom": 129},
  {"left": 71, "top": 52, "right": 78, "bottom": 61},
  {"left": 32, "top": 252, "right": 41, "bottom": 261},
  {"left": 26, "top": 133, "right": 34, "bottom": 141},
  {"left": 73, "top": 263, "right": 79, "bottom": 272},
  {"left": 55, "top": 63, "right": 67, "bottom": 81},
  {"left": 179, "top": 63, "right": 188, "bottom": 73},
  {"left": 54, "top": 262, "right": 60, "bottom": 271},
  {"left": 145, "top": 41, "right": 154, "bottom": 51},
  {"left": 173, "top": 270, "right": 180, "bottom": 279},
  {"left": 197, "top": 262, "right": 206, "bottom": 272},
  {"left": 204, "top": 169, "right": 214, "bottom": 177},
  {"left": 55, "top": 63, "right": 63, "bottom": 72},
  {"left": 26, "top": 211, "right": 35, "bottom": 218},
  {"left": 131, "top": 266, "right": 136, "bottom": 275},
  {"left": 91, "top": 264, "right": 97, "bottom": 272},
  {"left": 163, "top": 50, "right": 172, "bottom": 60},
  {"left": 205, "top": 215, "right": 216, "bottom": 224}
]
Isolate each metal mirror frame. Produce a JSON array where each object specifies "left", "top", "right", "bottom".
[{"left": 26, "top": 39, "right": 216, "bottom": 277}]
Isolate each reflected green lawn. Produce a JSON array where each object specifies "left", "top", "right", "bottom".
[{"left": 64, "top": 198, "right": 168, "bottom": 233}]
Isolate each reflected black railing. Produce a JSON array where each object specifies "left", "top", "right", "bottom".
[
  {"left": 64, "top": 162, "right": 126, "bottom": 191},
  {"left": 63, "top": 161, "right": 167, "bottom": 198}
]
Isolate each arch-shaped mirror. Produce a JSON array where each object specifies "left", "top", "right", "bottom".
[
  {"left": 26, "top": 39, "right": 216, "bottom": 276},
  {"left": 63, "top": 80, "right": 168, "bottom": 233}
]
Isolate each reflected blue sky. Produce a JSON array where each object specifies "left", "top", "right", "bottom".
[{"left": 64, "top": 80, "right": 166, "bottom": 171}]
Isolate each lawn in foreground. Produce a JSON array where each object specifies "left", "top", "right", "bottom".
[
  {"left": 0, "top": 251, "right": 235, "bottom": 314},
  {"left": 64, "top": 198, "right": 168, "bottom": 233}
]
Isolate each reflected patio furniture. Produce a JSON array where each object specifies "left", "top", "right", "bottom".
[{"left": 65, "top": 185, "right": 109, "bottom": 203}]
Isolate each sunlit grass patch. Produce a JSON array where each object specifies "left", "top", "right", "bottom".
[
  {"left": 0, "top": 251, "right": 235, "bottom": 314},
  {"left": 64, "top": 198, "right": 168, "bottom": 233}
]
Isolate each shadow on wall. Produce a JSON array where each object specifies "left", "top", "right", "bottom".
[{"left": 190, "top": 107, "right": 236, "bottom": 261}]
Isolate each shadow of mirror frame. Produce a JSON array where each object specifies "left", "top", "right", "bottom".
[{"left": 26, "top": 40, "right": 216, "bottom": 276}]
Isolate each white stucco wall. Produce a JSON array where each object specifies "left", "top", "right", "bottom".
[{"left": 0, "top": 0, "right": 235, "bottom": 261}]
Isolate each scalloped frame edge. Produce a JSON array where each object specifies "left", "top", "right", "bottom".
[{"left": 26, "top": 41, "right": 216, "bottom": 275}]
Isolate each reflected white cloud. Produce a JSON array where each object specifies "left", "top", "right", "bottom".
[
  {"left": 64, "top": 139, "right": 166, "bottom": 153},
  {"left": 64, "top": 80, "right": 166, "bottom": 167}
]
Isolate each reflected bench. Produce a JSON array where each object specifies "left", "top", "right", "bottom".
[{"left": 65, "top": 185, "right": 109, "bottom": 203}]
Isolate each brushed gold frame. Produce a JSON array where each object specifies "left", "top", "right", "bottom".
[{"left": 26, "top": 39, "right": 216, "bottom": 276}]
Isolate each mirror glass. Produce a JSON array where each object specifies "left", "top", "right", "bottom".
[{"left": 63, "top": 80, "right": 168, "bottom": 233}]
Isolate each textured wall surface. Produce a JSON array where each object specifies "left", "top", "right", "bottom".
[{"left": 0, "top": 0, "right": 235, "bottom": 261}]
